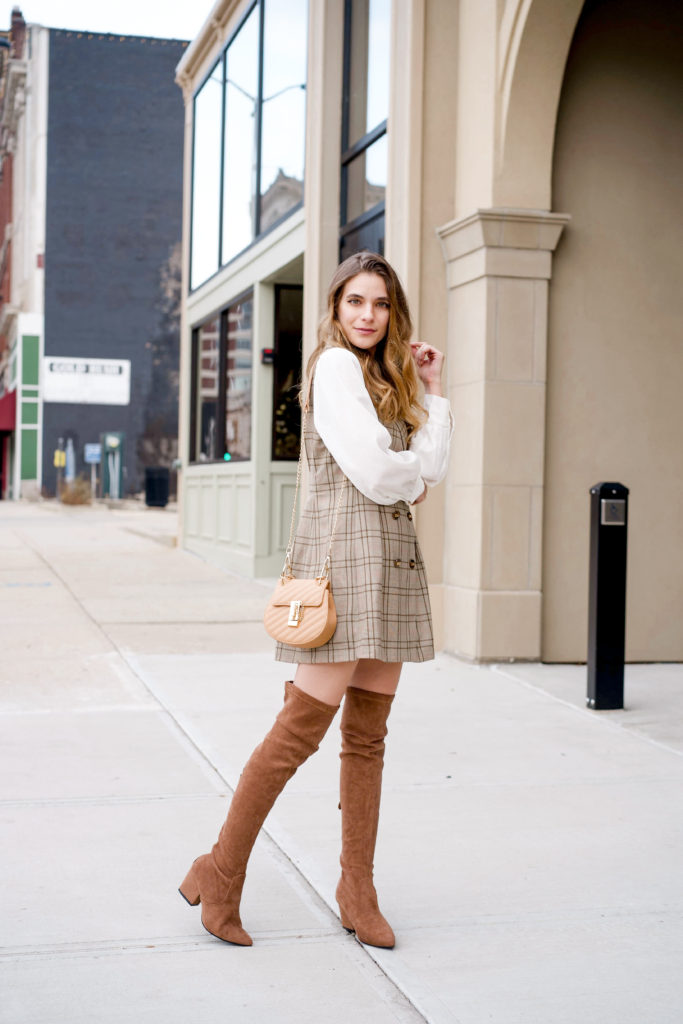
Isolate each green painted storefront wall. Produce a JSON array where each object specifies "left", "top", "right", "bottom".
[
  {"left": 22, "top": 403, "right": 39, "bottom": 426},
  {"left": 21, "top": 428, "right": 38, "bottom": 479},
  {"left": 22, "top": 336, "right": 40, "bottom": 387}
]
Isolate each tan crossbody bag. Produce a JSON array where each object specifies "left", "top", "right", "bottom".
[{"left": 263, "top": 377, "right": 346, "bottom": 648}]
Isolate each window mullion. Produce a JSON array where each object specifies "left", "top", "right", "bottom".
[
  {"left": 218, "top": 51, "right": 228, "bottom": 268},
  {"left": 218, "top": 310, "right": 229, "bottom": 460},
  {"left": 340, "top": 0, "right": 353, "bottom": 227},
  {"left": 341, "top": 119, "right": 387, "bottom": 166},
  {"left": 254, "top": 0, "right": 266, "bottom": 238},
  {"left": 189, "top": 100, "right": 198, "bottom": 292}
]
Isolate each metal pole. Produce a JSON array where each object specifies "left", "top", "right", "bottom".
[{"left": 587, "top": 482, "right": 629, "bottom": 709}]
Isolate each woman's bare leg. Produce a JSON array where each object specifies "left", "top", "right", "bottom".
[
  {"left": 294, "top": 660, "right": 359, "bottom": 705},
  {"left": 295, "top": 658, "right": 401, "bottom": 705},
  {"left": 349, "top": 658, "right": 402, "bottom": 694}
]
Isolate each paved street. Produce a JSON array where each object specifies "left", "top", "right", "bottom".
[{"left": 1, "top": 500, "right": 682, "bottom": 1023}]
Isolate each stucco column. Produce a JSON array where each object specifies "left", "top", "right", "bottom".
[{"left": 437, "top": 208, "right": 569, "bottom": 660}]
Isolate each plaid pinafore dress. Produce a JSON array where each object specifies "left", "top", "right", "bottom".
[{"left": 275, "top": 401, "right": 435, "bottom": 664}]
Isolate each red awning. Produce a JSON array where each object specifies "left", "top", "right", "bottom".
[{"left": 0, "top": 389, "right": 16, "bottom": 431}]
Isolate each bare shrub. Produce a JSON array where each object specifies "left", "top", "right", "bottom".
[{"left": 60, "top": 476, "right": 92, "bottom": 505}]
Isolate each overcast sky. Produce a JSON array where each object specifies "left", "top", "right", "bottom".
[{"left": 1, "top": 1, "right": 208, "bottom": 40}]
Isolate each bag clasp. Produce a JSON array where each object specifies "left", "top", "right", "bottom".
[{"left": 288, "top": 600, "right": 303, "bottom": 627}]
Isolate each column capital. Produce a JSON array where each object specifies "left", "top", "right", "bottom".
[{"left": 437, "top": 207, "right": 570, "bottom": 271}]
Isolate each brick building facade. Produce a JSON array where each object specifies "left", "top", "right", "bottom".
[{"left": 0, "top": 11, "right": 187, "bottom": 498}]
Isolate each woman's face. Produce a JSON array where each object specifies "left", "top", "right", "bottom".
[{"left": 336, "top": 272, "right": 391, "bottom": 355}]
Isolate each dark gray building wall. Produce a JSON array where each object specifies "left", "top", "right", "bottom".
[{"left": 43, "top": 30, "right": 187, "bottom": 496}]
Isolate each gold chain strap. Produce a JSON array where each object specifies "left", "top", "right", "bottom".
[{"left": 281, "top": 376, "right": 346, "bottom": 582}]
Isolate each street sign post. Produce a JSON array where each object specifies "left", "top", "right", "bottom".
[
  {"left": 84, "top": 443, "right": 102, "bottom": 497},
  {"left": 54, "top": 438, "right": 65, "bottom": 496}
]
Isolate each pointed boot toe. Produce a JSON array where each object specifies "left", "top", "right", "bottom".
[
  {"left": 201, "top": 915, "right": 253, "bottom": 947},
  {"left": 179, "top": 856, "right": 253, "bottom": 946},
  {"left": 336, "top": 878, "right": 395, "bottom": 949}
]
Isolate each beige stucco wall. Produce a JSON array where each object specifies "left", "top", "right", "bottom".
[
  {"left": 435, "top": 0, "right": 577, "bottom": 660},
  {"left": 543, "top": 0, "right": 683, "bottom": 661},
  {"left": 411, "top": 0, "right": 460, "bottom": 648}
]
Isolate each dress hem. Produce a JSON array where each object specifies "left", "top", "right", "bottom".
[{"left": 274, "top": 645, "right": 435, "bottom": 664}]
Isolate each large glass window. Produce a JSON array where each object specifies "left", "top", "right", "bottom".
[
  {"left": 340, "top": 0, "right": 391, "bottom": 261},
  {"left": 222, "top": 8, "right": 259, "bottom": 264},
  {"left": 190, "top": 64, "right": 223, "bottom": 290},
  {"left": 271, "top": 286, "right": 303, "bottom": 460},
  {"left": 225, "top": 295, "right": 253, "bottom": 461},
  {"left": 189, "top": 0, "right": 308, "bottom": 290},
  {"left": 190, "top": 292, "right": 253, "bottom": 463},
  {"left": 193, "top": 317, "right": 221, "bottom": 460},
  {"left": 260, "top": 0, "right": 307, "bottom": 233}
]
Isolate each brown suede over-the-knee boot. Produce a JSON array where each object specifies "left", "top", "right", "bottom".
[
  {"left": 179, "top": 681, "right": 338, "bottom": 945},
  {"left": 336, "top": 686, "right": 395, "bottom": 948}
]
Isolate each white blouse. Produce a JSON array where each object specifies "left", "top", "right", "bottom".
[{"left": 312, "top": 347, "right": 452, "bottom": 506}]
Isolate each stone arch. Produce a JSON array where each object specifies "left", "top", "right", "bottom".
[
  {"left": 495, "top": 0, "right": 585, "bottom": 209},
  {"left": 541, "top": 0, "right": 683, "bottom": 661}
]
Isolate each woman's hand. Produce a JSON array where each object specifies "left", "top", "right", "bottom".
[
  {"left": 412, "top": 484, "right": 428, "bottom": 505},
  {"left": 410, "top": 342, "right": 444, "bottom": 395}
]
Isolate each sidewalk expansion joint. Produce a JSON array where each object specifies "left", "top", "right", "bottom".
[
  {"left": 0, "top": 792, "right": 226, "bottom": 809},
  {"left": 0, "top": 927, "right": 345, "bottom": 964}
]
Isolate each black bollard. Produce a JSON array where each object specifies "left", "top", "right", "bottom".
[{"left": 587, "top": 482, "right": 628, "bottom": 709}]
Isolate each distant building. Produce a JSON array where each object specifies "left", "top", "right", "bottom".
[{"left": 0, "top": 9, "right": 187, "bottom": 499}]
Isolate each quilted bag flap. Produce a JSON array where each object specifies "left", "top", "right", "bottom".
[{"left": 271, "top": 577, "right": 329, "bottom": 609}]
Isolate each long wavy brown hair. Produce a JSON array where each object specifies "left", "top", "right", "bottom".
[{"left": 304, "top": 252, "right": 426, "bottom": 438}]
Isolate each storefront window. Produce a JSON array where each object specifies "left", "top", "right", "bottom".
[
  {"left": 225, "top": 294, "right": 253, "bottom": 461},
  {"left": 340, "top": 0, "right": 390, "bottom": 258},
  {"left": 189, "top": 1, "right": 308, "bottom": 291},
  {"left": 190, "top": 294, "right": 253, "bottom": 464},
  {"left": 193, "top": 317, "right": 221, "bottom": 460},
  {"left": 272, "top": 286, "right": 303, "bottom": 460}
]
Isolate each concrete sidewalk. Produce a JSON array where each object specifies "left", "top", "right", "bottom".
[{"left": 2, "top": 500, "right": 682, "bottom": 1023}]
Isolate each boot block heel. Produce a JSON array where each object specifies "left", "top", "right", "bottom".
[
  {"left": 339, "top": 907, "right": 353, "bottom": 931},
  {"left": 178, "top": 865, "right": 201, "bottom": 906}
]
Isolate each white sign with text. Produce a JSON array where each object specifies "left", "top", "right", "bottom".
[{"left": 43, "top": 357, "right": 131, "bottom": 405}]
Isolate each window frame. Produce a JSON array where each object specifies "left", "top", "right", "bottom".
[
  {"left": 189, "top": 0, "right": 307, "bottom": 293},
  {"left": 189, "top": 57, "right": 224, "bottom": 290},
  {"left": 271, "top": 284, "right": 303, "bottom": 462},
  {"left": 189, "top": 287, "right": 254, "bottom": 465},
  {"left": 339, "top": 0, "right": 388, "bottom": 256},
  {"left": 223, "top": 289, "right": 254, "bottom": 463}
]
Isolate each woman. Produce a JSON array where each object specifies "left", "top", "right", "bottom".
[{"left": 179, "top": 251, "right": 451, "bottom": 948}]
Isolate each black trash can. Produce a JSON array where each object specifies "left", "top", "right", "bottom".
[{"left": 145, "top": 466, "right": 170, "bottom": 508}]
